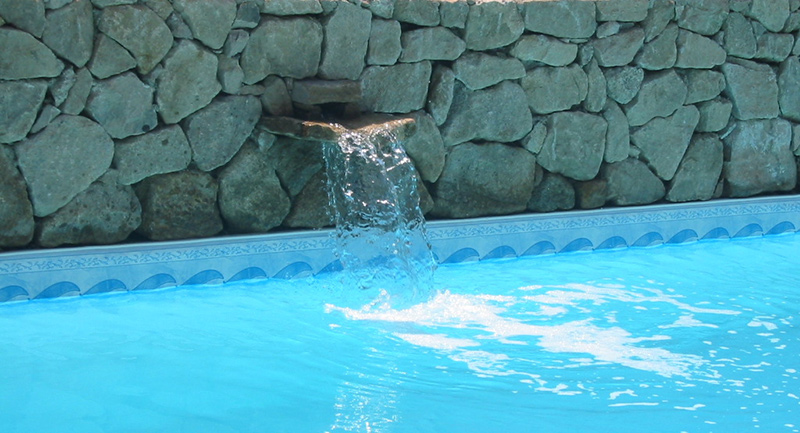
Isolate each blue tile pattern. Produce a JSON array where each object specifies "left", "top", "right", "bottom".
[{"left": 1, "top": 196, "right": 799, "bottom": 303}]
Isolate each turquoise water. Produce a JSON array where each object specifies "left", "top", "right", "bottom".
[{"left": 1, "top": 233, "right": 799, "bottom": 433}]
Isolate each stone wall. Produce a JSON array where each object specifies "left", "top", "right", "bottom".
[{"left": 1, "top": 0, "right": 799, "bottom": 250}]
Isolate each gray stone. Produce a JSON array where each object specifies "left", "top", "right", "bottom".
[
  {"left": 723, "top": 12, "right": 757, "bottom": 58},
  {"left": 785, "top": 11, "right": 800, "bottom": 32},
  {"left": 184, "top": 96, "right": 261, "bottom": 171},
  {"left": 605, "top": 66, "right": 644, "bottom": 105},
  {"left": 360, "top": 0, "right": 394, "bottom": 19},
  {"left": 0, "top": 80, "right": 47, "bottom": 144},
  {"left": 431, "top": 142, "right": 537, "bottom": 218},
  {"left": 463, "top": 0, "right": 524, "bottom": 50},
  {"left": 392, "top": 0, "right": 439, "bottom": 26},
  {"left": 143, "top": 0, "right": 173, "bottom": 19},
  {"left": 30, "top": 104, "right": 61, "bottom": 134},
  {"left": 528, "top": 172, "right": 575, "bottom": 212},
  {"left": 92, "top": 0, "right": 138, "bottom": 7},
  {"left": 36, "top": 171, "right": 142, "bottom": 247},
  {"left": 368, "top": 19, "right": 402, "bottom": 66},
  {"left": 675, "top": 29, "right": 727, "bottom": 68},
  {"left": 675, "top": 0, "right": 729, "bottom": 35},
  {"left": 685, "top": 70, "right": 727, "bottom": 104},
  {"left": 596, "top": 21, "right": 621, "bottom": 39},
  {"left": 97, "top": 5, "right": 173, "bottom": 74},
  {"left": 522, "top": 0, "right": 596, "bottom": 39},
  {"left": 156, "top": 40, "right": 221, "bottom": 124},
  {"left": 135, "top": 170, "right": 223, "bottom": 240},
  {"left": 794, "top": 123, "right": 800, "bottom": 156},
  {"left": 218, "top": 144, "right": 291, "bottom": 233},
  {"left": 591, "top": 26, "right": 645, "bottom": 67},
  {"left": 631, "top": 105, "right": 701, "bottom": 181},
  {"left": 233, "top": 1, "right": 260, "bottom": 29},
  {"left": 452, "top": 52, "right": 525, "bottom": 90},
  {"left": 241, "top": 17, "right": 323, "bottom": 84},
  {"left": 584, "top": 59, "right": 607, "bottom": 113},
  {"left": 521, "top": 64, "right": 588, "bottom": 115},
  {"left": 320, "top": 2, "right": 372, "bottom": 80},
  {"left": 575, "top": 178, "right": 608, "bottom": 209},
  {"left": 166, "top": 12, "right": 193, "bottom": 39},
  {"left": 88, "top": 34, "right": 137, "bottom": 79},
  {"left": 61, "top": 67, "right": 93, "bottom": 115},
  {"left": 624, "top": 70, "right": 688, "bottom": 127},
  {"left": 360, "top": 61, "right": 432, "bottom": 113},
  {"left": 268, "top": 136, "right": 324, "bottom": 199},
  {"left": 400, "top": 27, "right": 466, "bottom": 63},
  {"left": 602, "top": 158, "right": 666, "bottom": 206},
  {"left": 642, "top": 0, "right": 675, "bottom": 42},
  {"left": 596, "top": 0, "right": 649, "bottom": 22},
  {"left": 173, "top": 0, "right": 236, "bottom": 50},
  {"left": 754, "top": 32, "right": 795, "bottom": 62},
  {"left": 696, "top": 98, "right": 733, "bottom": 132},
  {"left": 403, "top": 111, "right": 445, "bottom": 183},
  {"left": 537, "top": 111, "right": 607, "bottom": 181},
  {"left": 666, "top": 134, "right": 724, "bottom": 202},
  {"left": 291, "top": 80, "right": 361, "bottom": 105},
  {"left": 636, "top": 23, "right": 678, "bottom": 70},
  {"left": 0, "top": 145, "right": 34, "bottom": 247},
  {"left": 0, "top": 0, "right": 45, "bottom": 37},
  {"left": 602, "top": 101, "right": 631, "bottom": 163},
  {"left": 258, "top": 0, "right": 323, "bottom": 15},
  {"left": 440, "top": 0, "right": 468, "bottom": 29},
  {"left": 0, "top": 28, "right": 63, "bottom": 80},
  {"left": 282, "top": 169, "right": 332, "bottom": 229},
  {"left": 48, "top": 68, "right": 75, "bottom": 106},
  {"left": 114, "top": 125, "right": 192, "bottom": 185},
  {"left": 722, "top": 58, "right": 780, "bottom": 120},
  {"left": 223, "top": 29, "right": 249, "bottom": 57},
  {"left": 15, "top": 115, "right": 114, "bottom": 217},
  {"left": 45, "top": 0, "right": 72, "bottom": 8},
  {"left": 779, "top": 56, "right": 800, "bottom": 121},
  {"left": 85, "top": 72, "right": 158, "bottom": 139},
  {"left": 260, "top": 76, "right": 293, "bottom": 117},
  {"left": 522, "top": 120, "right": 547, "bottom": 155},
  {"left": 218, "top": 56, "right": 244, "bottom": 94},
  {"left": 747, "top": 0, "right": 790, "bottom": 32},
  {"left": 427, "top": 65, "right": 455, "bottom": 125},
  {"left": 509, "top": 34, "right": 578, "bottom": 67},
  {"left": 441, "top": 81, "right": 532, "bottom": 146},
  {"left": 723, "top": 118, "right": 796, "bottom": 196},
  {"left": 42, "top": 0, "right": 94, "bottom": 68}
]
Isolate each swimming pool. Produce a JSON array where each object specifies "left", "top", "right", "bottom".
[{"left": 1, "top": 230, "right": 798, "bottom": 432}]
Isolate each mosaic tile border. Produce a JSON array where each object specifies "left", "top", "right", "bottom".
[{"left": 1, "top": 196, "right": 799, "bottom": 303}]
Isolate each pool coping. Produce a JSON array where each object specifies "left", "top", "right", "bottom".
[{"left": 2, "top": 195, "right": 799, "bottom": 303}]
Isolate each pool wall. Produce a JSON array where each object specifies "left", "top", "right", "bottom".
[{"left": 1, "top": 0, "right": 799, "bottom": 252}]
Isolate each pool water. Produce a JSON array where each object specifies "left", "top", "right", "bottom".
[{"left": 1, "top": 233, "right": 798, "bottom": 433}]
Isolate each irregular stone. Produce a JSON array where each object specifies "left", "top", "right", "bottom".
[
  {"left": 754, "top": 31, "right": 795, "bottom": 62},
  {"left": 723, "top": 118, "right": 796, "bottom": 196},
  {"left": 642, "top": 0, "right": 675, "bottom": 42},
  {"left": 218, "top": 144, "right": 290, "bottom": 233},
  {"left": 156, "top": 40, "right": 221, "bottom": 124},
  {"left": 403, "top": 111, "right": 445, "bottom": 183},
  {"left": 675, "top": 0, "right": 729, "bottom": 35},
  {"left": 0, "top": 0, "right": 46, "bottom": 37},
  {"left": 624, "top": 69, "right": 687, "bottom": 127},
  {"left": 88, "top": 34, "right": 137, "bottom": 79},
  {"left": 85, "top": 72, "right": 158, "bottom": 139},
  {"left": 0, "top": 80, "right": 47, "bottom": 144},
  {"left": 0, "top": 145, "right": 34, "bottom": 247},
  {"left": 721, "top": 58, "right": 780, "bottom": 120},
  {"left": 0, "top": 28, "right": 63, "bottom": 80},
  {"left": 522, "top": 0, "right": 596, "bottom": 39},
  {"left": 452, "top": 52, "right": 525, "bottom": 90},
  {"left": 521, "top": 64, "right": 588, "bottom": 115},
  {"left": 260, "top": 76, "right": 293, "bottom": 117},
  {"left": 602, "top": 101, "right": 630, "bottom": 163},
  {"left": 173, "top": 0, "right": 236, "bottom": 50},
  {"left": 61, "top": 67, "right": 93, "bottom": 115},
  {"left": 15, "top": 115, "right": 114, "bottom": 217},
  {"left": 427, "top": 65, "right": 455, "bottom": 125},
  {"left": 97, "top": 5, "right": 173, "bottom": 74},
  {"left": 218, "top": 56, "right": 244, "bottom": 94},
  {"left": 463, "top": 0, "right": 524, "bottom": 50},
  {"left": 597, "top": 0, "right": 649, "bottom": 22},
  {"left": 92, "top": 0, "right": 138, "bottom": 7},
  {"left": 319, "top": 1, "right": 371, "bottom": 80},
  {"left": 591, "top": 27, "right": 645, "bottom": 67},
  {"left": 400, "top": 27, "right": 466, "bottom": 63},
  {"left": 440, "top": 0, "right": 468, "bottom": 29},
  {"left": 696, "top": 98, "right": 733, "bottom": 132},
  {"left": 538, "top": 111, "right": 607, "bottom": 181},
  {"left": 360, "top": 61, "right": 432, "bottom": 113},
  {"left": 45, "top": 0, "right": 73, "bottom": 8},
  {"left": 509, "top": 34, "right": 578, "bottom": 67},
  {"left": 184, "top": 96, "right": 261, "bottom": 171},
  {"left": 596, "top": 21, "right": 621, "bottom": 39},
  {"left": 223, "top": 29, "right": 250, "bottom": 57},
  {"left": 258, "top": 0, "right": 323, "bottom": 15},
  {"left": 723, "top": 12, "right": 757, "bottom": 58},
  {"left": 631, "top": 105, "right": 701, "bottom": 181},
  {"left": 42, "top": 0, "right": 94, "bottom": 68},
  {"left": 794, "top": 124, "right": 800, "bottom": 156},
  {"left": 36, "top": 171, "right": 142, "bottom": 247},
  {"left": 684, "top": 70, "right": 726, "bottom": 104},
  {"left": 233, "top": 2, "right": 260, "bottom": 29},
  {"left": 166, "top": 12, "right": 193, "bottom": 39},
  {"left": 584, "top": 59, "right": 607, "bottom": 113},
  {"left": 602, "top": 158, "right": 666, "bottom": 206},
  {"left": 441, "top": 81, "right": 532, "bottom": 146},
  {"left": 392, "top": 0, "right": 439, "bottom": 26},
  {"left": 636, "top": 23, "right": 678, "bottom": 70},
  {"left": 135, "top": 170, "right": 223, "bottom": 240},
  {"left": 666, "top": 134, "right": 724, "bottom": 202},
  {"left": 291, "top": 80, "right": 361, "bottom": 105},
  {"left": 605, "top": 66, "right": 644, "bottom": 105},
  {"left": 143, "top": 0, "right": 173, "bottom": 20},
  {"left": 575, "top": 178, "right": 608, "bottom": 209},
  {"left": 281, "top": 169, "right": 331, "bottom": 229},
  {"left": 361, "top": 0, "right": 394, "bottom": 19},
  {"left": 431, "top": 142, "right": 537, "bottom": 218},
  {"left": 675, "top": 29, "right": 727, "bottom": 68},
  {"left": 522, "top": 120, "right": 547, "bottom": 155},
  {"left": 785, "top": 11, "right": 800, "bottom": 32},
  {"left": 50, "top": 67, "right": 76, "bottom": 106},
  {"left": 241, "top": 17, "right": 323, "bottom": 84},
  {"left": 746, "top": 0, "right": 790, "bottom": 32},
  {"left": 30, "top": 104, "right": 61, "bottom": 134},
  {"left": 528, "top": 172, "right": 575, "bottom": 212},
  {"left": 114, "top": 125, "right": 192, "bottom": 185},
  {"left": 268, "top": 136, "right": 325, "bottom": 198},
  {"left": 779, "top": 56, "right": 800, "bottom": 121},
  {"left": 368, "top": 19, "right": 402, "bottom": 66}
]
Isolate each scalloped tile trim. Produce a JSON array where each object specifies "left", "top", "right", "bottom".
[{"left": 1, "top": 196, "right": 798, "bottom": 303}]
